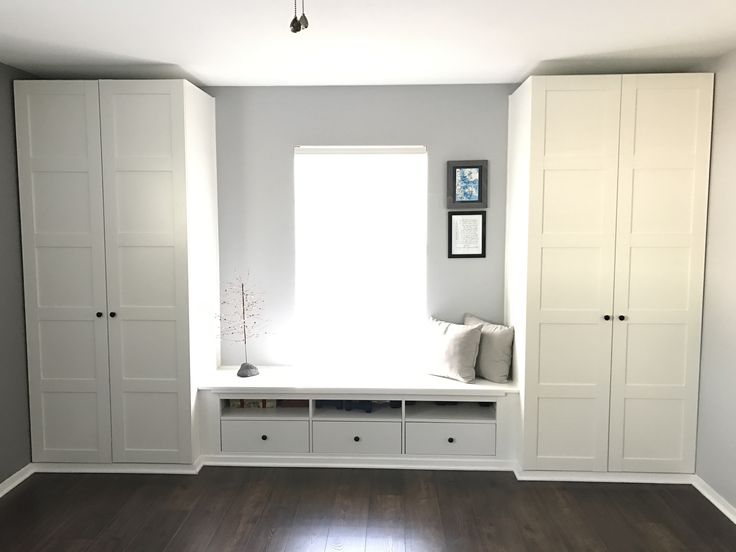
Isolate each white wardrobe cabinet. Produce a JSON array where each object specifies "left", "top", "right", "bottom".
[
  {"left": 15, "top": 79, "right": 220, "bottom": 464},
  {"left": 505, "top": 74, "right": 713, "bottom": 473}
]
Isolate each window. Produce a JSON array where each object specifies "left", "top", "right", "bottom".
[{"left": 294, "top": 146, "right": 428, "bottom": 373}]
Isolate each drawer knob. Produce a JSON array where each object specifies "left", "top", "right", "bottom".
[
  {"left": 618, "top": 315, "right": 626, "bottom": 321},
  {"left": 261, "top": 434, "right": 268, "bottom": 441},
  {"left": 448, "top": 437, "right": 455, "bottom": 443},
  {"left": 603, "top": 314, "right": 611, "bottom": 321},
  {"left": 96, "top": 312, "right": 103, "bottom": 318},
  {"left": 110, "top": 312, "right": 117, "bottom": 318},
  {"left": 353, "top": 436, "right": 360, "bottom": 442}
]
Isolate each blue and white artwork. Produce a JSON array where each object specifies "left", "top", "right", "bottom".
[{"left": 455, "top": 167, "right": 480, "bottom": 202}]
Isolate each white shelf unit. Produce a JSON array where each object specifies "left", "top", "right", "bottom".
[{"left": 215, "top": 396, "right": 501, "bottom": 460}]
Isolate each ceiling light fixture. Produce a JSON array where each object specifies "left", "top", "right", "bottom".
[{"left": 291, "top": 0, "right": 309, "bottom": 33}]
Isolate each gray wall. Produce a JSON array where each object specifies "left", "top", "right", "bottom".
[
  {"left": 209, "top": 84, "right": 515, "bottom": 365},
  {"left": 0, "top": 62, "right": 32, "bottom": 483},
  {"left": 696, "top": 50, "right": 736, "bottom": 507}
]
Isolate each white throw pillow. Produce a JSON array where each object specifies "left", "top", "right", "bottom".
[
  {"left": 425, "top": 317, "right": 482, "bottom": 383},
  {"left": 464, "top": 314, "right": 514, "bottom": 383}
]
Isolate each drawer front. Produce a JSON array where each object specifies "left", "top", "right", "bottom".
[
  {"left": 221, "top": 420, "right": 309, "bottom": 454},
  {"left": 405, "top": 422, "right": 496, "bottom": 456},
  {"left": 313, "top": 421, "right": 401, "bottom": 455}
]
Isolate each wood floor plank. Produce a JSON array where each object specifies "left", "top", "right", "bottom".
[
  {"left": 164, "top": 467, "right": 251, "bottom": 552},
  {"left": 0, "top": 474, "right": 83, "bottom": 551},
  {"left": 88, "top": 475, "right": 186, "bottom": 552},
  {"left": 236, "top": 468, "right": 301, "bottom": 552},
  {"left": 403, "top": 471, "right": 445, "bottom": 552},
  {"left": 205, "top": 468, "right": 276, "bottom": 551},
  {"left": 364, "top": 470, "right": 405, "bottom": 552},
  {"left": 324, "top": 469, "right": 371, "bottom": 552},
  {"left": 121, "top": 473, "right": 209, "bottom": 552},
  {"left": 0, "top": 467, "right": 734, "bottom": 552},
  {"left": 283, "top": 468, "right": 339, "bottom": 552}
]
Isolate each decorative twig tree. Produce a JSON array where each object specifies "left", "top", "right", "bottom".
[{"left": 218, "top": 274, "right": 265, "bottom": 377}]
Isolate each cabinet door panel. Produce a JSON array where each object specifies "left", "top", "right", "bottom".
[
  {"left": 15, "top": 81, "right": 111, "bottom": 463},
  {"left": 99, "top": 80, "right": 191, "bottom": 464},
  {"left": 609, "top": 74, "right": 713, "bottom": 473},
  {"left": 523, "top": 75, "right": 621, "bottom": 471}
]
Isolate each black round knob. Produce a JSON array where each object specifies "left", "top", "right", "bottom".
[
  {"left": 618, "top": 315, "right": 626, "bottom": 321},
  {"left": 261, "top": 435, "right": 268, "bottom": 441},
  {"left": 353, "top": 436, "right": 360, "bottom": 442},
  {"left": 96, "top": 312, "right": 103, "bottom": 318},
  {"left": 448, "top": 437, "right": 455, "bottom": 443},
  {"left": 110, "top": 312, "right": 117, "bottom": 318},
  {"left": 603, "top": 315, "right": 611, "bottom": 321}
]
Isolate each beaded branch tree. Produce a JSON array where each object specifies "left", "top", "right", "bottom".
[{"left": 218, "top": 274, "right": 265, "bottom": 377}]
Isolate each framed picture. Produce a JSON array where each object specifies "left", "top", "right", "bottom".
[
  {"left": 448, "top": 211, "right": 486, "bottom": 258},
  {"left": 447, "top": 160, "right": 488, "bottom": 209}
]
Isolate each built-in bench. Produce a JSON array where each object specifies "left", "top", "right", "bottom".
[{"left": 198, "top": 366, "right": 520, "bottom": 470}]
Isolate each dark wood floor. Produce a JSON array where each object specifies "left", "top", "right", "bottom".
[{"left": 0, "top": 467, "right": 734, "bottom": 551}]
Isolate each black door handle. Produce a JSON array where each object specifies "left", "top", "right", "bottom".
[
  {"left": 261, "top": 435, "right": 268, "bottom": 441},
  {"left": 448, "top": 437, "right": 455, "bottom": 443},
  {"left": 96, "top": 312, "right": 103, "bottom": 318},
  {"left": 353, "top": 436, "right": 360, "bottom": 442},
  {"left": 110, "top": 312, "right": 117, "bottom": 318},
  {"left": 603, "top": 315, "right": 611, "bottom": 321},
  {"left": 618, "top": 315, "right": 626, "bottom": 321}
]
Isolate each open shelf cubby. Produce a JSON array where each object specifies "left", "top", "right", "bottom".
[
  {"left": 405, "top": 401, "right": 496, "bottom": 423},
  {"left": 221, "top": 399, "right": 309, "bottom": 421},
  {"left": 312, "top": 400, "right": 402, "bottom": 422}
]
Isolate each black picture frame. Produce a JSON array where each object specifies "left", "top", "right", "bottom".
[
  {"left": 448, "top": 211, "right": 486, "bottom": 258},
  {"left": 447, "top": 160, "right": 488, "bottom": 209}
]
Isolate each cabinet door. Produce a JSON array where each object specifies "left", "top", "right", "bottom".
[
  {"left": 99, "top": 81, "right": 192, "bottom": 463},
  {"left": 15, "top": 81, "right": 112, "bottom": 463},
  {"left": 523, "top": 75, "right": 621, "bottom": 471},
  {"left": 609, "top": 74, "right": 713, "bottom": 473}
]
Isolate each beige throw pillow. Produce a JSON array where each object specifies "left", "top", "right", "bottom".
[
  {"left": 426, "top": 317, "right": 482, "bottom": 383},
  {"left": 464, "top": 314, "right": 514, "bottom": 383}
]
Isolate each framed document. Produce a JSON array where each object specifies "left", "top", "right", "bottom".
[{"left": 448, "top": 211, "right": 486, "bottom": 258}]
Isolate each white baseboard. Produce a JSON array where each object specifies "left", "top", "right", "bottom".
[
  {"left": 692, "top": 475, "right": 736, "bottom": 525},
  {"left": 201, "top": 454, "right": 516, "bottom": 471},
  {"left": 0, "top": 464, "right": 34, "bottom": 499},
  {"left": 514, "top": 467, "right": 694, "bottom": 485},
  {"left": 31, "top": 461, "right": 203, "bottom": 475}
]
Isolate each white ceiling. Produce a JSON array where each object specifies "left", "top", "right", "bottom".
[{"left": 1, "top": 0, "right": 736, "bottom": 86}]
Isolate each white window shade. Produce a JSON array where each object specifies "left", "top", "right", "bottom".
[{"left": 294, "top": 147, "right": 428, "bottom": 373}]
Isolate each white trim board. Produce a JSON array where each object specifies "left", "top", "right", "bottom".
[
  {"left": 692, "top": 475, "right": 736, "bottom": 526},
  {"left": 0, "top": 464, "right": 34, "bottom": 499},
  {"left": 514, "top": 468, "right": 694, "bottom": 485},
  {"left": 201, "top": 454, "right": 516, "bottom": 472},
  {"left": 31, "top": 459, "right": 204, "bottom": 475}
]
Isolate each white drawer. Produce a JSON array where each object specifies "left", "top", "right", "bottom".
[
  {"left": 313, "top": 421, "right": 401, "bottom": 455},
  {"left": 221, "top": 420, "right": 309, "bottom": 454},
  {"left": 405, "top": 422, "right": 496, "bottom": 456}
]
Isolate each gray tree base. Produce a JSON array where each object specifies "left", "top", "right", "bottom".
[{"left": 237, "top": 362, "right": 259, "bottom": 378}]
